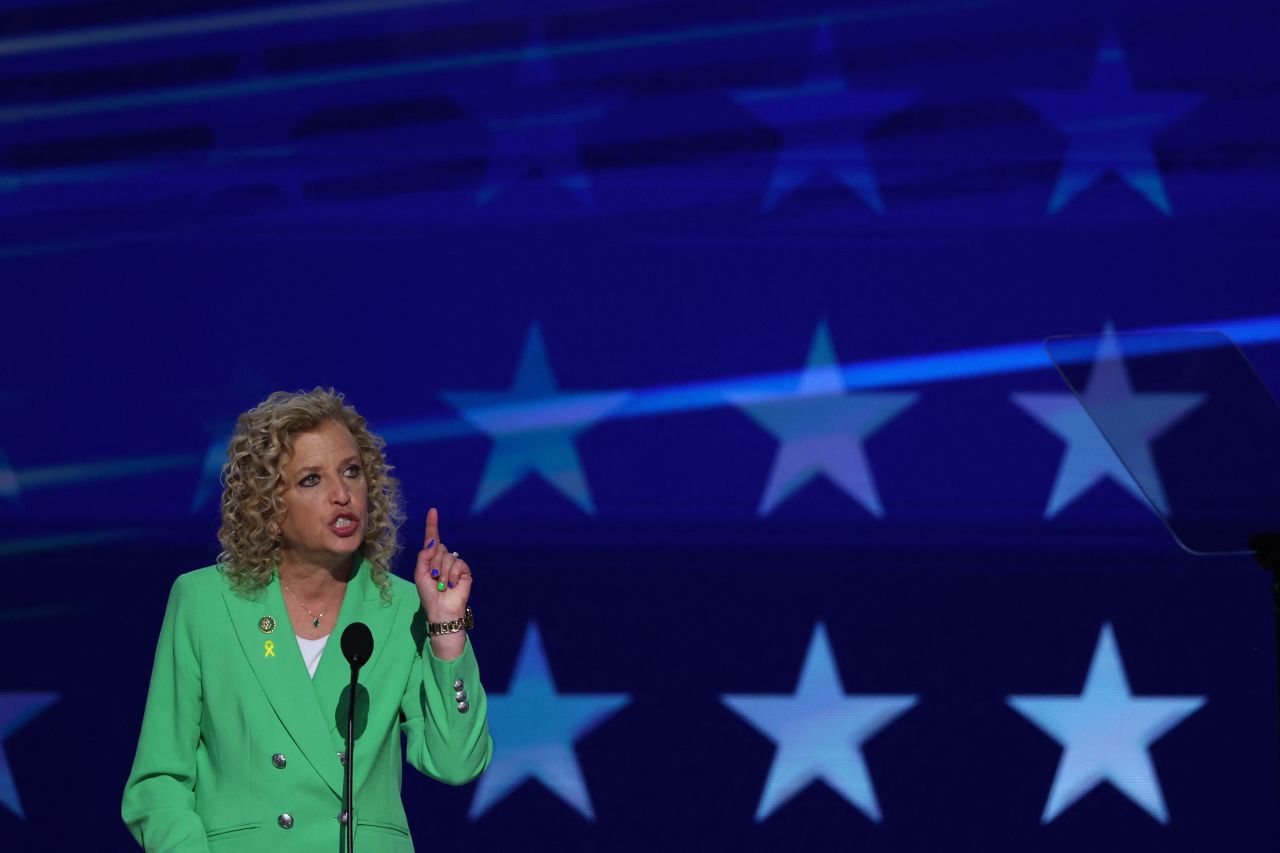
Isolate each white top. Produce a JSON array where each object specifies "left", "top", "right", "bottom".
[{"left": 296, "top": 634, "right": 330, "bottom": 678}]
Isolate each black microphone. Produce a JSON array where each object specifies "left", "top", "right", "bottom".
[
  {"left": 341, "top": 622, "right": 374, "bottom": 671},
  {"left": 339, "top": 622, "right": 373, "bottom": 853}
]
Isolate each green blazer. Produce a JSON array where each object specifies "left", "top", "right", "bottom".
[{"left": 122, "top": 556, "right": 492, "bottom": 852}]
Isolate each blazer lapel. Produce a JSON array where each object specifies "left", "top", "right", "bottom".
[
  {"left": 224, "top": 576, "right": 345, "bottom": 798},
  {"left": 312, "top": 555, "right": 402, "bottom": 746}
]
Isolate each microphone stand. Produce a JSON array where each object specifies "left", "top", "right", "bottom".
[
  {"left": 344, "top": 665, "right": 357, "bottom": 853},
  {"left": 339, "top": 621, "right": 373, "bottom": 853}
]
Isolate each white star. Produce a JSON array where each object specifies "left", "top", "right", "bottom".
[
  {"left": 732, "top": 23, "right": 914, "bottom": 213},
  {"left": 0, "top": 692, "right": 58, "bottom": 818},
  {"left": 1008, "top": 623, "right": 1206, "bottom": 823},
  {"left": 469, "top": 623, "right": 630, "bottom": 820},
  {"left": 731, "top": 321, "right": 916, "bottom": 516},
  {"left": 721, "top": 623, "right": 917, "bottom": 822},
  {"left": 1014, "top": 324, "right": 1203, "bottom": 517},
  {"left": 473, "top": 26, "right": 615, "bottom": 208},
  {"left": 442, "top": 324, "right": 630, "bottom": 514},
  {"left": 1021, "top": 27, "right": 1203, "bottom": 215}
]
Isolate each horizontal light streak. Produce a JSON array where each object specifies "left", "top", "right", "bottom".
[
  {"left": 381, "top": 313, "right": 1280, "bottom": 433},
  {"left": 7, "top": 313, "right": 1277, "bottom": 489},
  {"left": 0, "top": 0, "right": 472, "bottom": 58},
  {"left": 14, "top": 453, "right": 200, "bottom": 490},
  {"left": 0, "top": 0, "right": 981, "bottom": 126},
  {"left": 0, "top": 528, "right": 145, "bottom": 558}
]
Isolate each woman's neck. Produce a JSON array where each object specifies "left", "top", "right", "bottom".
[{"left": 277, "top": 553, "right": 354, "bottom": 596}]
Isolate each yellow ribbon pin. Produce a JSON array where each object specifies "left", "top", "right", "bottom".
[{"left": 264, "top": 640, "right": 276, "bottom": 658}]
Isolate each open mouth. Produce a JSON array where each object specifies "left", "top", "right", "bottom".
[{"left": 330, "top": 513, "right": 360, "bottom": 537}]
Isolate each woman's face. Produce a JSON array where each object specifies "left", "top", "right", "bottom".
[{"left": 275, "top": 420, "right": 368, "bottom": 570}]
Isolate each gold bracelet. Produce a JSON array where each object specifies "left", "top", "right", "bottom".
[{"left": 427, "top": 607, "right": 474, "bottom": 637}]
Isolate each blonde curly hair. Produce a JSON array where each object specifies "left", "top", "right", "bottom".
[{"left": 217, "top": 388, "right": 403, "bottom": 598}]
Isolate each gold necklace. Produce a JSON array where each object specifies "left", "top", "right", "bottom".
[{"left": 282, "top": 582, "right": 332, "bottom": 629}]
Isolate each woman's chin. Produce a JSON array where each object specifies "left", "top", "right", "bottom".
[{"left": 330, "top": 537, "right": 364, "bottom": 556}]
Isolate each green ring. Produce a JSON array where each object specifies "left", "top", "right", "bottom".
[{"left": 436, "top": 581, "right": 446, "bottom": 592}]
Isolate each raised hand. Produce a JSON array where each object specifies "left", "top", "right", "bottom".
[
  {"left": 413, "top": 507, "right": 473, "bottom": 661},
  {"left": 414, "top": 507, "right": 473, "bottom": 626}
]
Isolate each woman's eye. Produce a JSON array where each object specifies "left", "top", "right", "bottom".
[
  {"left": 345, "top": 465, "right": 363, "bottom": 478},
  {"left": 299, "top": 473, "right": 319, "bottom": 487}
]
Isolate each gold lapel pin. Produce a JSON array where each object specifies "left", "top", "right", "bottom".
[{"left": 259, "top": 615, "right": 276, "bottom": 634}]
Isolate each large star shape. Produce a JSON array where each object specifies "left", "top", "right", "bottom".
[
  {"left": 469, "top": 623, "right": 630, "bottom": 820},
  {"left": 0, "top": 692, "right": 59, "bottom": 818},
  {"left": 1008, "top": 623, "right": 1205, "bottom": 823},
  {"left": 1013, "top": 324, "right": 1204, "bottom": 517},
  {"left": 442, "top": 324, "right": 630, "bottom": 514},
  {"left": 721, "top": 623, "right": 917, "bottom": 821},
  {"left": 731, "top": 321, "right": 917, "bottom": 516},
  {"left": 1021, "top": 28, "right": 1203, "bottom": 215},
  {"left": 474, "top": 26, "right": 617, "bottom": 207},
  {"left": 732, "top": 23, "right": 914, "bottom": 213}
]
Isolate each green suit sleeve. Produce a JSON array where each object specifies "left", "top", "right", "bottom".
[
  {"left": 400, "top": 628, "right": 493, "bottom": 785},
  {"left": 121, "top": 574, "right": 210, "bottom": 852}
]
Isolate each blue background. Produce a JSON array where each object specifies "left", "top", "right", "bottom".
[{"left": 2, "top": 0, "right": 1279, "bottom": 849}]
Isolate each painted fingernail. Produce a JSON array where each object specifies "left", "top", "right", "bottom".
[
  {"left": 447, "top": 581, "right": 454, "bottom": 589},
  {"left": 431, "top": 568, "right": 439, "bottom": 578},
  {"left": 436, "top": 581, "right": 446, "bottom": 592},
  {"left": 426, "top": 538, "right": 436, "bottom": 549}
]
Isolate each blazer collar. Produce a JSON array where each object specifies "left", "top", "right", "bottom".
[
  {"left": 311, "top": 555, "right": 401, "bottom": 744},
  {"left": 223, "top": 553, "right": 399, "bottom": 798}
]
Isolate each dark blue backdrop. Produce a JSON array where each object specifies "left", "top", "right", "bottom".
[{"left": 2, "top": 0, "right": 1280, "bottom": 849}]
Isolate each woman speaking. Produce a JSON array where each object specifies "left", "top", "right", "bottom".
[{"left": 122, "top": 388, "right": 492, "bottom": 850}]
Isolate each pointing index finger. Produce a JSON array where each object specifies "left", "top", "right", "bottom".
[{"left": 425, "top": 506, "right": 440, "bottom": 550}]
